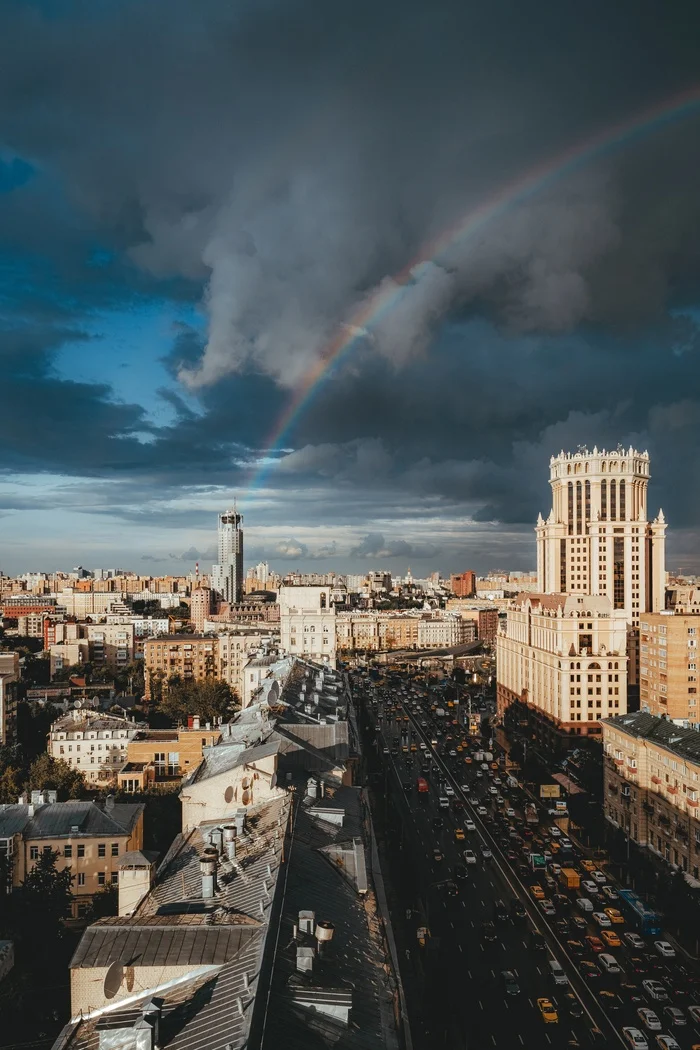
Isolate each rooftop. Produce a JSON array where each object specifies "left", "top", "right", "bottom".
[
  {"left": 0, "top": 799, "right": 143, "bottom": 840},
  {"left": 604, "top": 712, "right": 700, "bottom": 763}
]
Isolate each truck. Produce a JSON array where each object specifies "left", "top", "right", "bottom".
[
  {"left": 558, "top": 867, "right": 580, "bottom": 891},
  {"left": 525, "top": 803, "right": 539, "bottom": 825},
  {"left": 416, "top": 777, "right": 429, "bottom": 795}
]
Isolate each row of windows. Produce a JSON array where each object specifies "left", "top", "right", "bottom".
[
  {"left": 59, "top": 743, "right": 125, "bottom": 753},
  {"left": 29, "top": 842, "right": 120, "bottom": 860}
]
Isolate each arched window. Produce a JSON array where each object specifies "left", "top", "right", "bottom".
[
  {"left": 619, "top": 479, "right": 626, "bottom": 521},
  {"left": 601, "top": 479, "right": 607, "bottom": 520},
  {"left": 610, "top": 479, "right": 617, "bottom": 520}
]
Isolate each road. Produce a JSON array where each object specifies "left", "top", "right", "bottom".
[{"left": 354, "top": 671, "right": 700, "bottom": 1050}]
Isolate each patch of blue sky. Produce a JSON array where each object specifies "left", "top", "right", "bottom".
[{"left": 55, "top": 297, "right": 206, "bottom": 426}]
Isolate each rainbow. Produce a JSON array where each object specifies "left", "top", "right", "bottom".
[{"left": 245, "top": 84, "right": 700, "bottom": 496}]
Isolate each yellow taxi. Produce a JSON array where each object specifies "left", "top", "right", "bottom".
[
  {"left": 601, "top": 930, "right": 621, "bottom": 948},
  {"left": 581, "top": 860, "right": 597, "bottom": 873},
  {"left": 537, "top": 998, "right": 559, "bottom": 1024},
  {"left": 456, "top": 745, "right": 463, "bottom": 753},
  {"left": 604, "top": 908, "right": 624, "bottom": 925},
  {"left": 455, "top": 828, "right": 466, "bottom": 842},
  {"left": 530, "top": 884, "right": 545, "bottom": 900}
]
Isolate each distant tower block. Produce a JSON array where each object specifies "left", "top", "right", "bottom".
[{"left": 212, "top": 504, "right": 244, "bottom": 604}]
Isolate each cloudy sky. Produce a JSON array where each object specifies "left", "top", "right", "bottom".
[{"left": 1, "top": 0, "right": 700, "bottom": 577}]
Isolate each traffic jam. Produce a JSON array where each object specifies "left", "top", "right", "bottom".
[{"left": 356, "top": 668, "right": 700, "bottom": 1050}]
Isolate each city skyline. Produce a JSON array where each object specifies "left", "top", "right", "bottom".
[{"left": 3, "top": 3, "right": 700, "bottom": 574}]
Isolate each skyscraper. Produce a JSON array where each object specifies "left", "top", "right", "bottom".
[
  {"left": 211, "top": 506, "right": 243, "bottom": 604},
  {"left": 535, "top": 447, "right": 666, "bottom": 687}
]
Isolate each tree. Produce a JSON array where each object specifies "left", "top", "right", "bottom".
[
  {"left": 26, "top": 753, "right": 85, "bottom": 799},
  {"left": 17, "top": 849, "right": 74, "bottom": 945},
  {"left": 160, "top": 676, "right": 237, "bottom": 724},
  {"left": 88, "top": 883, "right": 118, "bottom": 919}
]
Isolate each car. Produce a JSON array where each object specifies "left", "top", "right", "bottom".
[
  {"left": 559, "top": 837, "right": 574, "bottom": 851},
  {"left": 496, "top": 795, "right": 505, "bottom": 805},
  {"left": 550, "top": 826, "right": 562, "bottom": 837},
  {"left": 510, "top": 899, "right": 526, "bottom": 922},
  {"left": 481, "top": 845, "right": 492, "bottom": 859},
  {"left": 654, "top": 1037, "right": 681, "bottom": 1050},
  {"left": 433, "top": 848, "right": 444, "bottom": 862},
  {"left": 537, "top": 998, "right": 559, "bottom": 1024},
  {"left": 563, "top": 992, "right": 584, "bottom": 1018},
  {"left": 663, "top": 1007, "right": 685, "bottom": 1026},
  {"left": 460, "top": 783, "right": 469, "bottom": 792},
  {"left": 642, "top": 980, "right": 670, "bottom": 1002},
  {"left": 505, "top": 807, "right": 516, "bottom": 818},
  {"left": 530, "top": 884, "right": 545, "bottom": 900},
  {"left": 626, "top": 932, "right": 645, "bottom": 950},
  {"left": 605, "top": 908, "right": 624, "bottom": 925},
  {"left": 629, "top": 957, "right": 649, "bottom": 976},
  {"left": 540, "top": 898, "right": 556, "bottom": 916},
  {"left": 530, "top": 931, "right": 546, "bottom": 952},
  {"left": 591, "top": 869, "right": 607, "bottom": 884},
  {"left": 586, "top": 935, "right": 605, "bottom": 953},
  {"left": 572, "top": 915, "right": 588, "bottom": 931},
  {"left": 593, "top": 912, "right": 612, "bottom": 928},
  {"left": 622, "top": 1028, "right": 649, "bottom": 1050},
  {"left": 687, "top": 1005, "right": 700, "bottom": 1024},
  {"left": 655, "top": 941, "right": 676, "bottom": 959},
  {"left": 481, "top": 919, "right": 497, "bottom": 941},
  {"left": 489, "top": 785, "right": 498, "bottom": 795},
  {"left": 501, "top": 968, "right": 520, "bottom": 996},
  {"left": 580, "top": 960, "right": 600, "bottom": 980},
  {"left": 581, "top": 860, "right": 597, "bottom": 872},
  {"left": 463, "top": 849, "right": 477, "bottom": 865},
  {"left": 383, "top": 746, "right": 390, "bottom": 755},
  {"left": 454, "top": 828, "right": 466, "bottom": 841},
  {"left": 465, "top": 819, "right": 476, "bottom": 832},
  {"left": 602, "top": 885, "right": 620, "bottom": 901},
  {"left": 582, "top": 880, "right": 600, "bottom": 895},
  {"left": 599, "top": 953, "right": 622, "bottom": 975},
  {"left": 552, "top": 893, "right": 570, "bottom": 910},
  {"left": 550, "top": 862, "right": 562, "bottom": 876},
  {"left": 622, "top": 1029, "right": 649, "bottom": 1050},
  {"left": 567, "top": 938, "right": 586, "bottom": 956},
  {"left": 599, "top": 989, "right": 621, "bottom": 1011},
  {"left": 453, "top": 863, "right": 468, "bottom": 881},
  {"left": 493, "top": 776, "right": 502, "bottom": 785},
  {"left": 477, "top": 806, "right": 488, "bottom": 816},
  {"left": 602, "top": 930, "right": 622, "bottom": 948},
  {"left": 638, "top": 1009, "right": 662, "bottom": 1032},
  {"left": 445, "top": 785, "right": 455, "bottom": 797}
]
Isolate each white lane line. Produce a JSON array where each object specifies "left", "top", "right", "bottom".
[
  {"left": 458, "top": 943, "right": 463, "bottom": 952},
  {"left": 517, "top": 1034, "right": 524, "bottom": 1044},
  {"left": 478, "top": 1000, "right": 483, "bottom": 1011}
]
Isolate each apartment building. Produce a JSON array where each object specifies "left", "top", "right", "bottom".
[
  {"left": 0, "top": 792, "right": 143, "bottom": 919},
  {"left": 117, "top": 725, "right": 222, "bottom": 792},
  {"left": 49, "top": 710, "right": 145, "bottom": 783},
  {"left": 143, "top": 634, "right": 218, "bottom": 700},
  {"left": 640, "top": 612, "right": 700, "bottom": 726},
  {"left": 450, "top": 571, "right": 476, "bottom": 597},
  {"left": 497, "top": 593, "right": 628, "bottom": 746},
  {"left": 279, "top": 585, "right": 337, "bottom": 664},
  {"left": 0, "top": 652, "right": 19, "bottom": 747},
  {"left": 603, "top": 712, "right": 700, "bottom": 877},
  {"left": 216, "top": 627, "right": 277, "bottom": 697},
  {"left": 417, "top": 614, "right": 474, "bottom": 649},
  {"left": 84, "top": 622, "right": 135, "bottom": 667},
  {"left": 190, "top": 585, "right": 212, "bottom": 632}
]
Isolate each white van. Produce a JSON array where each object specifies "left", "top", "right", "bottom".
[
  {"left": 548, "top": 958, "right": 569, "bottom": 986},
  {"left": 576, "top": 897, "right": 594, "bottom": 913},
  {"left": 599, "top": 953, "right": 621, "bottom": 974}
]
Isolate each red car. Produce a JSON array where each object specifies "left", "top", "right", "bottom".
[{"left": 586, "top": 935, "right": 605, "bottom": 953}]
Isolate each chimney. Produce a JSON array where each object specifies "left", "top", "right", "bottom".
[
  {"left": 298, "top": 910, "right": 315, "bottom": 935},
  {"left": 319, "top": 780, "right": 325, "bottom": 799},
  {"left": 105, "top": 793, "right": 115, "bottom": 812},
  {"left": 315, "top": 920, "right": 335, "bottom": 955},
  {"left": 200, "top": 848, "right": 218, "bottom": 899},
  {"left": 210, "top": 827, "right": 223, "bottom": 856},
  {"left": 296, "top": 947, "right": 314, "bottom": 974},
  {"left": 141, "top": 998, "right": 163, "bottom": 1050},
  {"left": 192, "top": 715, "right": 201, "bottom": 730},
  {"left": 306, "top": 777, "right": 318, "bottom": 800},
  {"left": 223, "top": 825, "right": 237, "bottom": 861}
]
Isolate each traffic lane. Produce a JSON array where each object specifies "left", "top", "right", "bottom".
[
  {"left": 389, "top": 757, "right": 597, "bottom": 1047},
  {"left": 396, "top": 699, "right": 622, "bottom": 1045}
]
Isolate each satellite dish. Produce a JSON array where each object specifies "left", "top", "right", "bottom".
[
  {"left": 104, "top": 961, "right": 124, "bottom": 1000},
  {"left": 74, "top": 700, "right": 83, "bottom": 710}
]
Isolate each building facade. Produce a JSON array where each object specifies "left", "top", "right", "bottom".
[
  {"left": 535, "top": 447, "right": 666, "bottom": 686},
  {"left": 118, "top": 725, "right": 222, "bottom": 792},
  {"left": 279, "top": 585, "right": 337, "bottom": 664},
  {"left": 640, "top": 612, "right": 700, "bottom": 726},
  {"left": 212, "top": 507, "right": 244, "bottom": 604},
  {"left": 49, "top": 711, "right": 145, "bottom": 783},
  {"left": 217, "top": 627, "right": 278, "bottom": 697},
  {"left": 0, "top": 793, "right": 144, "bottom": 919},
  {"left": 84, "top": 622, "right": 135, "bottom": 668},
  {"left": 603, "top": 712, "right": 700, "bottom": 877},
  {"left": 497, "top": 593, "right": 628, "bottom": 745},
  {"left": 143, "top": 634, "right": 218, "bottom": 700},
  {"left": 0, "top": 652, "right": 19, "bottom": 748},
  {"left": 190, "top": 585, "right": 212, "bottom": 633},
  {"left": 450, "top": 571, "right": 477, "bottom": 598}
]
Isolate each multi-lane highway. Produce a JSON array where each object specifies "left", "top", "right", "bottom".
[{"left": 354, "top": 670, "right": 700, "bottom": 1050}]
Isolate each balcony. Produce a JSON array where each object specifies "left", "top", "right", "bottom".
[
  {"left": 614, "top": 756, "right": 624, "bottom": 765},
  {"left": 626, "top": 763, "right": 638, "bottom": 774},
  {"left": 651, "top": 775, "right": 661, "bottom": 785},
  {"left": 667, "top": 785, "right": 679, "bottom": 795},
  {"left": 688, "top": 798, "right": 699, "bottom": 808}
]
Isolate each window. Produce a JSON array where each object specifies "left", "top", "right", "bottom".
[
  {"left": 111, "top": 872, "right": 119, "bottom": 885},
  {"left": 111, "top": 843, "right": 119, "bottom": 857},
  {"left": 29, "top": 846, "right": 38, "bottom": 860},
  {"left": 610, "top": 478, "right": 617, "bottom": 520},
  {"left": 64, "top": 844, "right": 72, "bottom": 858},
  {"left": 77, "top": 873, "right": 85, "bottom": 886},
  {"left": 77, "top": 844, "right": 85, "bottom": 858},
  {"left": 98, "top": 844, "right": 106, "bottom": 858},
  {"left": 97, "top": 872, "right": 106, "bottom": 886}
]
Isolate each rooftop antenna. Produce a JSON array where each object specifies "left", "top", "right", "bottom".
[{"left": 195, "top": 561, "right": 200, "bottom": 584}]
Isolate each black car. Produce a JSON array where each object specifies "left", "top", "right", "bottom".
[
  {"left": 501, "top": 970, "right": 520, "bottom": 996},
  {"left": 529, "top": 931, "right": 546, "bottom": 952},
  {"left": 481, "top": 920, "right": 497, "bottom": 942},
  {"left": 510, "top": 899, "right": 526, "bottom": 922},
  {"left": 454, "top": 863, "right": 469, "bottom": 881},
  {"left": 552, "top": 893, "right": 570, "bottom": 909},
  {"left": 566, "top": 938, "right": 585, "bottom": 956},
  {"left": 431, "top": 817, "right": 444, "bottom": 831},
  {"left": 580, "top": 960, "right": 600, "bottom": 980},
  {"left": 494, "top": 900, "right": 508, "bottom": 922},
  {"left": 563, "top": 992, "right": 584, "bottom": 1018}
]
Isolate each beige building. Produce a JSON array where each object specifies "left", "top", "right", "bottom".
[
  {"left": 84, "top": 622, "right": 135, "bottom": 668},
  {"left": 0, "top": 792, "right": 144, "bottom": 919},
  {"left": 143, "top": 634, "right": 218, "bottom": 699},
  {"left": 180, "top": 737, "right": 282, "bottom": 830},
  {"left": 49, "top": 710, "right": 145, "bottom": 783},
  {"left": 118, "top": 725, "right": 222, "bottom": 792},
  {"left": 279, "top": 585, "right": 337, "bottom": 663},
  {"left": 216, "top": 626, "right": 278, "bottom": 698},
  {"left": 50, "top": 640, "right": 90, "bottom": 678},
  {"left": 190, "top": 585, "right": 212, "bottom": 632},
  {"left": 535, "top": 447, "right": 666, "bottom": 686},
  {"left": 603, "top": 712, "right": 700, "bottom": 877},
  {"left": 640, "top": 612, "right": 700, "bottom": 726},
  {"left": 497, "top": 593, "right": 628, "bottom": 744}
]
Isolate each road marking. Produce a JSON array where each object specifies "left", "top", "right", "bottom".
[
  {"left": 478, "top": 1000, "right": 483, "bottom": 1011},
  {"left": 462, "top": 900, "right": 467, "bottom": 909},
  {"left": 469, "top": 918, "right": 474, "bottom": 927},
  {"left": 491, "top": 1037, "right": 497, "bottom": 1046},
  {"left": 458, "top": 944, "right": 463, "bottom": 952},
  {"left": 517, "top": 1034, "right": 524, "bottom": 1044}
]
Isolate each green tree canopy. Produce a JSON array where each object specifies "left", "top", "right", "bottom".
[
  {"left": 160, "top": 676, "right": 237, "bottom": 725},
  {"left": 26, "top": 753, "right": 85, "bottom": 799}
]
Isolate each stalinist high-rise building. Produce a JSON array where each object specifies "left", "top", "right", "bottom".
[
  {"left": 211, "top": 506, "right": 244, "bottom": 605},
  {"left": 497, "top": 447, "right": 667, "bottom": 749},
  {"left": 535, "top": 447, "right": 666, "bottom": 687}
]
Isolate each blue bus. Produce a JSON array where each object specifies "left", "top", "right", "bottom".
[{"left": 617, "top": 888, "right": 662, "bottom": 935}]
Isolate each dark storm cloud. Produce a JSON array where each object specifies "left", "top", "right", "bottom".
[
  {"left": 2, "top": 0, "right": 700, "bottom": 391},
  {"left": 351, "top": 532, "right": 441, "bottom": 559}
]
